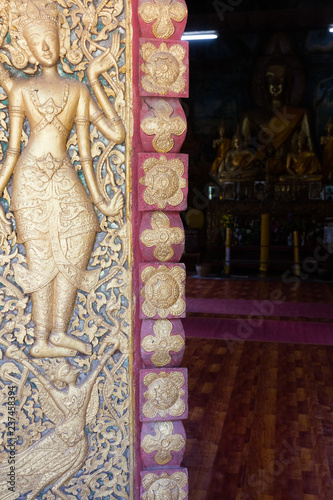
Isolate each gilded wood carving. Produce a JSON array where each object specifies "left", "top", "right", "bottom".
[
  {"left": 140, "top": 211, "right": 184, "bottom": 262},
  {"left": 139, "top": 155, "right": 187, "bottom": 208},
  {"left": 141, "top": 471, "right": 188, "bottom": 500},
  {"left": 141, "top": 420, "right": 185, "bottom": 465},
  {"left": 138, "top": 0, "right": 187, "bottom": 39},
  {"left": 0, "top": 0, "right": 132, "bottom": 498},
  {"left": 141, "top": 41, "right": 186, "bottom": 95},
  {"left": 141, "top": 319, "right": 184, "bottom": 367}
]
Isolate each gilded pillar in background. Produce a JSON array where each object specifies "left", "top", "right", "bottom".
[
  {"left": 0, "top": 0, "right": 133, "bottom": 498},
  {"left": 137, "top": 0, "right": 189, "bottom": 497}
]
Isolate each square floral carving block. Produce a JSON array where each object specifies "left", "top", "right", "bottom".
[
  {"left": 140, "top": 263, "right": 186, "bottom": 319},
  {"left": 140, "top": 368, "right": 188, "bottom": 422}
]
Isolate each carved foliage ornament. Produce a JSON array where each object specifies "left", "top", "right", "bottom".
[
  {"left": 140, "top": 155, "right": 187, "bottom": 209},
  {"left": 141, "top": 265, "right": 186, "bottom": 318},
  {"left": 141, "top": 420, "right": 185, "bottom": 465},
  {"left": 141, "top": 42, "right": 186, "bottom": 95},
  {"left": 143, "top": 371, "right": 185, "bottom": 418},
  {"left": 141, "top": 319, "right": 184, "bottom": 367},
  {"left": 142, "top": 471, "right": 188, "bottom": 500},
  {"left": 139, "top": 0, "right": 187, "bottom": 39},
  {"left": 141, "top": 99, "right": 186, "bottom": 153},
  {"left": 140, "top": 211, "right": 184, "bottom": 262}
]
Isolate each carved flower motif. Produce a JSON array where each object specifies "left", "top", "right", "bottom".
[
  {"left": 142, "top": 471, "right": 188, "bottom": 500},
  {"left": 140, "top": 212, "right": 184, "bottom": 262},
  {"left": 141, "top": 42, "right": 186, "bottom": 95},
  {"left": 82, "top": 4, "right": 98, "bottom": 28},
  {"left": 141, "top": 319, "right": 184, "bottom": 367},
  {"left": 141, "top": 265, "right": 185, "bottom": 318},
  {"left": 36, "top": 153, "right": 62, "bottom": 179},
  {"left": 140, "top": 156, "right": 187, "bottom": 209},
  {"left": 139, "top": 0, "right": 187, "bottom": 39},
  {"left": 141, "top": 421, "right": 185, "bottom": 465},
  {"left": 143, "top": 371, "right": 185, "bottom": 418},
  {"left": 141, "top": 99, "right": 186, "bottom": 153}
]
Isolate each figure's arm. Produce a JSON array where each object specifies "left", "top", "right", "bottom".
[
  {"left": 0, "top": 84, "right": 24, "bottom": 195},
  {"left": 0, "top": 63, "right": 13, "bottom": 95},
  {"left": 76, "top": 87, "right": 124, "bottom": 217},
  {"left": 87, "top": 50, "right": 125, "bottom": 145}
]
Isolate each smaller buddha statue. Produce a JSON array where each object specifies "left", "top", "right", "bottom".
[
  {"left": 320, "top": 118, "right": 333, "bottom": 180},
  {"left": 218, "top": 127, "right": 258, "bottom": 182},
  {"left": 280, "top": 130, "right": 322, "bottom": 181},
  {"left": 210, "top": 121, "right": 231, "bottom": 176}
]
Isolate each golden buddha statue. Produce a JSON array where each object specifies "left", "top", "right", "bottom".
[
  {"left": 280, "top": 130, "right": 322, "bottom": 181},
  {"left": 210, "top": 121, "right": 231, "bottom": 176},
  {"left": 0, "top": 0, "right": 125, "bottom": 358},
  {"left": 320, "top": 118, "right": 333, "bottom": 180},
  {"left": 241, "top": 51, "right": 313, "bottom": 177},
  {"left": 218, "top": 127, "right": 257, "bottom": 182}
]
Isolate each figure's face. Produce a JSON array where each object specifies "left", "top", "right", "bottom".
[
  {"left": 218, "top": 125, "right": 225, "bottom": 137},
  {"left": 233, "top": 137, "right": 240, "bottom": 149},
  {"left": 57, "top": 362, "right": 80, "bottom": 385},
  {"left": 264, "top": 65, "right": 288, "bottom": 100},
  {"left": 24, "top": 21, "right": 59, "bottom": 67}
]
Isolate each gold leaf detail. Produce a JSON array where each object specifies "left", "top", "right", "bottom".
[
  {"left": 140, "top": 211, "right": 184, "bottom": 262},
  {"left": 141, "top": 421, "right": 185, "bottom": 465},
  {"left": 142, "top": 471, "right": 188, "bottom": 500},
  {"left": 139, "top": 0, "right": 187, "bottom": 39},
  {"left": 141, "top": 319, "right": 184, "bottom": 367},
  {"left": 143, "top": 371, "right": 185, "bottom": 418},
  {"left": 140, "top": 155, "right": 187, "bottom": 209},
  {"left": 141, "top": 41, "right": 186, "bottom": 95},
  {"left": 141, "top": 99, "right": 186, "bottom": 153},
  {"left": 141, "top": 265, "right": 185, "bottom": 318}
]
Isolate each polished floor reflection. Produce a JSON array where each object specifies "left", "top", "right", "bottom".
[{"left": 182, "top": 277, "right": 333, "bottom": 500}]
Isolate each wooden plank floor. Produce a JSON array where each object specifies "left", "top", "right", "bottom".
[{"left": 182, "top": 278, "right": 333, "bottom": 499}]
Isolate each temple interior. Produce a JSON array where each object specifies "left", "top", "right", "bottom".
[{"left": 181, "top": 1, "right": 333, "bottom": 498}]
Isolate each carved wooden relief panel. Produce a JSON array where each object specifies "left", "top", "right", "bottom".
[{"left": 0, "top": 0, "right": 133, "bottom": 498}]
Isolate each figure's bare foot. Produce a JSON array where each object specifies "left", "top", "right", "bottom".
[
  {"left": 50, "top": 332, "right": 92, "bottom": 356},
  {"left": 30, "top": 340, "right": 76, "bottom": 358}
]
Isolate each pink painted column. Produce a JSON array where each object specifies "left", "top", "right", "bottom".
[{"left": 132, "top": 1, "right": 189, "bottom": 497}]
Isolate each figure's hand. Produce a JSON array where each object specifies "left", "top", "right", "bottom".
[
  {"left": 96, "top": 189, "right": 124, "bottom": 217},
  {"left": 88, "top": 48, "right": 117, "bottom": 80},
  {"left": 5, "top": 345, "right": 27, "bottom": 363},
  {"left": 0, "top": 205, "right": 11, "bottom": 248}
]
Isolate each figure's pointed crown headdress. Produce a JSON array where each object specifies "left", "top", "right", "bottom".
[
  {"left": 11, "top": 0, "right": 59, "bottom": 35},
  {"left": 41, "top": 358, "right": 70, "bottom": 388},
  {"left": 7, "top": 0, "right": 70, "bottom": 70}
]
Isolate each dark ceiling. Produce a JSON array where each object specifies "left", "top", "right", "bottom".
[{"left": 187, "top": 0, "right": 333, "bottom": 33}]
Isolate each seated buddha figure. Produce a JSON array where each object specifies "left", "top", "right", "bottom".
[
  {"left": 280, "top": 131, "right": 322, "bottom": 181},
  {"left": 320, "top": 118, "right": 333, "bottom": 180},
  {"left": 218, "top": 128, "right": 258, "bottom": 182},
  {"left": 210, "top": 121, "right": 231, "bottom": 176},
  {"left": 241, "top": 58, "right": 314, "bottom": 177}
]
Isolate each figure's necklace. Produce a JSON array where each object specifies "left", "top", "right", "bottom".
[{"left": 30, "top": 80, "right": 70, "bottom": 136}]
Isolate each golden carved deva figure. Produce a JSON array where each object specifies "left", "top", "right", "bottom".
[{"left": 0, "top": 0, "right": 125, "bottom": 358}]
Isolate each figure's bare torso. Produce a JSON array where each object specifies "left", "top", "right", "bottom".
[{"left": 11, "top": 75, "right": 87, "bottom": 158}]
